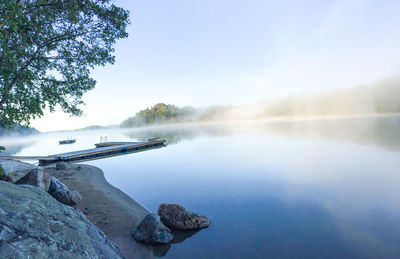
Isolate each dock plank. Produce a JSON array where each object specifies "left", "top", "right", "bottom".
[
  {"left": 0, "top": 140, "right": 166, "bottom": 165},
  {"left": 53, "top": 142, "right": 148, "bottom": 158},
  {"left": 94, "top": 142, "right": 141, "bottom": 148}
]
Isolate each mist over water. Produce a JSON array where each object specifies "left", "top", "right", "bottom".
[
  {"left": 2, "top": 116, "right": 400, "bottom": 258},
  {"left": 1, "top": 1, "right": 400, "bottom": 258},
  {"left": 197, "top": 76, "right": 400, "bottom": 122}
]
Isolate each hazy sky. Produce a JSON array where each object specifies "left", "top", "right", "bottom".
[{"left": 31, "top": 0, "right": 400, "bottom": 132}]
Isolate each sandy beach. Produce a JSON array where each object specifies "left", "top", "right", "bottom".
[{"left": 44, "top": 164, "right": 157, "bottom": 258}]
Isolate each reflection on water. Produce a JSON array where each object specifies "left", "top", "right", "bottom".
[
  {"left": 122, "top": 115, "right": 400, "bottom": 151},
  {"left": 2, "top": 115, "right": 400, "bottom": 155},
  {"left": 152, "top": 230, "right": 200, "bottom": 257},
  {"left": 2, "top": 116, "right": 400, "bottom": 258},
  {"left": 265, "top": 116, "right": 400, "bottom": 152},
  {"left": 123, "top": 124, "right": 234, "bottom": 145}
]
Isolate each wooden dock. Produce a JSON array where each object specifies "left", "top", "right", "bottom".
[
  {"left": 94, "top": 141, "right": 140, "bottom": 148},
  {"left": 0, "top": 140, "right": 166, "bottom": 166}
]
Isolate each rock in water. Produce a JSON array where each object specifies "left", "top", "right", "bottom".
[
  {"left": 15, "top": 168, "right": 51, "bottom": 192},
  {"left": 0, "top": 159, "right": 36, "bottom": 182},
  {"left": 48, "top": 176, "right": 81, "bottom": 206},
  {"left": 132, "top": 213, "right": 174, "bottom": 244},
  {"left": 0, "top": 181, "right": 125, "bottom": 258},
  {"left": 55, "top": 162, "right": 72, "bottom": 170},
  {"left": 158, "top": 203, "right": 211, "bottom": 230}
]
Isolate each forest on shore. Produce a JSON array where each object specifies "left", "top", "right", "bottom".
[{"left": 121, "top": 77, "right": 400, "bottom": 128}]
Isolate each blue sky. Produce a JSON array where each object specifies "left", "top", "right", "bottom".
[{"left": 32, "top": 0, "right": 400, "bottom": 131}]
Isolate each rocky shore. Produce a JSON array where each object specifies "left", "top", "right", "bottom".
[
  {"left": 0, "top": 159, "right": 210, "bottom": 258},
  {"left": 0, "top": 180, "right": 125, "bottom": 258}
]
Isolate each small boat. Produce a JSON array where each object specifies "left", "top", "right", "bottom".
[{"left": 59, "top": 138, "right": 76, "bottom": 145}]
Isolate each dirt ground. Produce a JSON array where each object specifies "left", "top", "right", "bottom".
[{"left": 44, "top": 163, "right": 158, "bottom": 259}]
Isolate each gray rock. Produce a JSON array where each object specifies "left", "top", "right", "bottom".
[
  {"left": 56, "top": 162, "right": 72, "bottom": 170},
  {"left": 48, "top": 176, "right": 81, "bottom": 206},
  {"left": 51, "top": 188, "right": 82, "bottom": 206},
  {"left": 15, "top": 168, "right": 51, "bottom": 192},
  {"left": 0, "top": 173, "right": 12, "bottom": 182},
  {"left": 132, "top": 213, "right": 174, "bottom": 244},
  {"left": 0, "top": 181, "right": 125, "bottom": 258},
  {"left": 0, "top": 159, "right": 36, "bottom": 182},
  {"left": 48, "top": 176, "right": 68, "bottom": 193},
  {"left": 158, "top": 203, "right": 211, "bottom": 230}
]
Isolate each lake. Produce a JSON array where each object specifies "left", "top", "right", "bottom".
[{"left": 2, "top": 116, "right": 400, "bottom": 258}]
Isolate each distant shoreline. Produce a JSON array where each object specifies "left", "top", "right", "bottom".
[
  {"left": 3, "top": 112, "right": 399, "bottom": 136},
  {"left": 118, "top": 112, "right": 400, "bottom": 129}
]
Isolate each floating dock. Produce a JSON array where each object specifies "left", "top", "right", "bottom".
[
  {"left": 94, "top": 141, "right": 139, "bottom": 148},
  {"left": 0, "top": 140, "right": 166, "bottom": 166},
  {"left": 38, "top": 140, "right": 166, "bottom": 166}
]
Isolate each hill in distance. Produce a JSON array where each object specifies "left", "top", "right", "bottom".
[{"left": 0, "top": 124, "right": 39, "bottom": 138}]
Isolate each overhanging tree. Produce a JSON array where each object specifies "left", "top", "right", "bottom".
[{"left": 0, "top": 0, "right": 129, "bottom": 128}]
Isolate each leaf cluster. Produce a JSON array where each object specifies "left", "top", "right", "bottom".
[{"left": 0, "top": 0, "right": 129, "bottom": 127}]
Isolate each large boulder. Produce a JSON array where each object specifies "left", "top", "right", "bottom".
[
  {"left": 0, "top": 181, "right": 125, "bottom": 258},
  {"left": 15, "top": 168, "right": 51, "bottom": 191},
  {"left": 0, "top": 159, "right": 36, "bottom": 182},
  {"left": 158, "top": 203, "right": 211, "bottom": 230},
  {"left": 132, "top": 213, "right": 174, "bottom": 244},
  {"left": 48, "top": 176, "right": 81, "bottom": 206},
  {"left": 55, "top": 162, "right": 72, "bottom": 170}
]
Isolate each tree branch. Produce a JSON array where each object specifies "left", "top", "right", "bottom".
[{"left": 0, "top": 28, "right": 92, "bottom": 107}]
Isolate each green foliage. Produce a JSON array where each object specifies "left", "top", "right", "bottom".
[
  {"left": 0, "top": 163, "right": 3, "bottom": 176},
  {"left": 0, "top": 0, "right": 129, "bottom": 127},
  {"left": 121, "top": 103, "right": 197, "bottom": 127},
  {"left": 0, "top": 144, "right": 4, "bottom": 156}
]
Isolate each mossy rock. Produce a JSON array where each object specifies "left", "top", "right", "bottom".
[{"left": 0, "top": 181, "right": 125, "bottom": 258}]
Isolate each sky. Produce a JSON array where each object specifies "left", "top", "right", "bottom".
[{"left": 31, "top": 0, "right": 400, "bottom": 132}]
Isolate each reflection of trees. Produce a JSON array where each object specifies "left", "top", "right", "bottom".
[
  {"left": 263, "top": 116, "right": 400, "bottom": 152},
  {"left": 123, "top": 116, "right": 400, "bottom": 152},
  {"left": 123, "top": 124, "right": 234, "bottom": 145}
]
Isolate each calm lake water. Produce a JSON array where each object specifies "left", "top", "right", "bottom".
[{"left": 2, "top": 116, "right": 400, "bottom": 258}]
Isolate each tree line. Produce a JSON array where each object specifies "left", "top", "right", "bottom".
[
  {"left": 121, "top": 77, "right": 400, "bottom": 127},
  {"left": 121, "top": 103, "right": 197, "bottom": 127}
]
